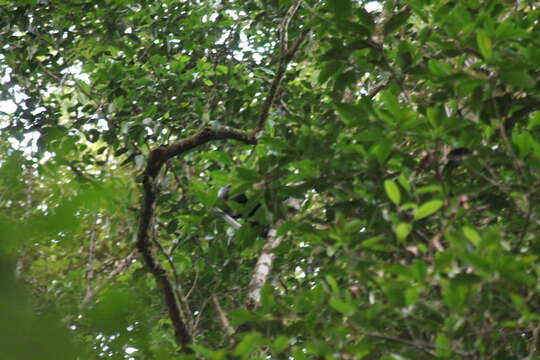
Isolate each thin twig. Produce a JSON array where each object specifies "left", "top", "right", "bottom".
[
  {"left": 192, "top": 295, "right": 211, "bottom": 333},
  {"left": 280, "top": 0, "right": 302, "bottom": 55},
  {"left": 81, "top": 250, "right": 138, "bottom": 308},
  {"left": 349, "top": 323, "right": 473, "bottom": 357},
  {"left": 185, "top": 265, "right": 199, "bottom": 300}
]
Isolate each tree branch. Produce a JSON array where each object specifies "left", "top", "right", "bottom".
[
  {"left": 136, "top": 126, "right": 255, "bottom": 352},
  {"left": 279, "top": 0, "right": 302, "bottom": 55},
  {"left": 244, "top": 198, "right": 304, "bottom": 310},
  {"left": 137, "top": 173, "right": 193, "bottom": 349},
  {"left": 245, "top": 225, "right": 284, "bottom": 310},
  {"left": 145, "top": 126, "right": 256, "bottom": 178},
  {"left": 211, "top": 295, "right": 235, "bottom": 338},
  {"left": 134, "top": 2, "right": 308, "bottom": 350},
  {"left": 255, "top": 13, "right": 310, "bottom": 134}
]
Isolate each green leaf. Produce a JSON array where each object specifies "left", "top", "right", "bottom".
[
  {"left": 384, "top": 9, "right": 411, "bottom": 36},
  {"left": 344, "top": 219, "right": 364, "bottom": 234},
  {"left": 355, "top": 129, "right": 385, "bottom": 142},
  {"left": 370, "top": 139, "right": 393, "bottom": 164},
  {"left": 357, "top": 8, "right": 375, "bottom": 34},
  {"left": 384, "top": 179, "right": 401, "bottom": 205},
  {"left": 398, "top": 173, "right": 412, "bottom": 193},
  {"left": 496, "top": 20, "right": 526, "bottom": 41},
  {"left": 328, "top": 0, "right": 352, "bottom": 19},
  {"left": 501, "top": 69, "right": 535, "bottom": 89},
  {"left": 452, "top": 273, "right": 482, "bottom": 286},
  {"left": 476, "top": 30, "right": 493, "bottom": 60},
  {"left": 426, "top": 106, "right": 444, "bottom": 126},
  {"left": 334, "top": 103, "right": 367, "bottom": 126},
  {"left": 228, "top": 309, "right": 257, "bottom": 326},
  {"left": 260, "top": 285, "right": 275, "bottom": 310},
  {"left": 405, "top": 287, "right": 419, "bottom": 305},
  {"left": 292, "top": 348, "right": 308, "bottom": 360},
  {"left": 87, "top": 289, "right": 137, "bottom": 334},
  {"left": 318, "top": 60, "right": 344, "bottom": 83},
  {"left": 528, "top": 111, "right": 540, "bottom": 130},
  {"left": 510, "top": 293, "right": 530, "bottom": 315},
  {"left": 329, "top": 297, "right": 356, "bottom": 316},
  {"left": 260, "top": 136, "right": 289, "bottom": 151},
  {"left": 325, "top": 275, "right": 340, "bottom": 295},
  {"left": 435, "top": 333, "right": 452, "bottom": 358},
  {"left": 414, "top": 200, "right": 443, "bottom": 220},
  {"left": 360, "top": 235, "right": 386, "bottom": 251},
  {"left": 191, "top": 344, "right": 222, "bottom": 359},
  {"left": 395, "top": 222, "right": 412, "bottom": 242},
  {"left": 380, "top": 91, "right": 401, "bottom": 116},
  {"left": 512, "top": 131, "right": 536, "bottom": 158},
  {"left": 306, "top": 340, "right": 332, "bottom": 355},
  {"left": 273, "top": 336, "right": 289, "bottom": 353},
  {"left": 149, "top": 54, "right": 166, "bottom": 65},
  {"left": 458, "top": 252, "right": 492, "bottom": 276},
  {"left": 428, "top": 60, "right": 451, "bottom": 76},
  {"left": 442, "top": 279, "right": 467, "bottom": 313},
  {"left": 416, "top": 184, "right": 443, "bottom": 195},
  {"left": 463, "top": 226, "right": 481, "bottom": 247},
  {"left": 234, "top": 332, "right": 264, "bottom": 357},
  {"left": 216, "top": 64, "right": 228, "bottom": 75}
]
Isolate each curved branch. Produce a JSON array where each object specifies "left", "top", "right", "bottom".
[
  {"left": 135, "top": 3, "right": 308, "bottom": 351},
  {"left": 145, "top": 126, "right": 256, "bottom": 178},
  {"left": 136, "top": 126, "right": 255, "bottom": 352}
]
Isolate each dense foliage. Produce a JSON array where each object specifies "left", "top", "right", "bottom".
[{"left": 1, "top": 0, "right": 540, "bottom": 359}]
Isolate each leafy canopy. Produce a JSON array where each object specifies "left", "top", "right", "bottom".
[{"left": 1, "top": 0, "right": 540, "bottom": 359}]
